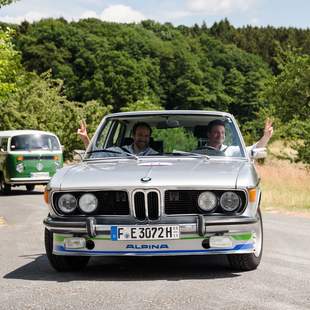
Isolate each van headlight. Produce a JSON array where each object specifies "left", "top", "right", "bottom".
[
  {"left": 79, "top": 193, "right": 98, "bottom": 213},
  {"left": 198, "top": 191, "right": 217, "bottom": 212},
  {"left": 220, "top": 192, "right": 240, "bottom": 212},
  {"left": 58, "top": 194, "right": 77, "bottom": 214}
]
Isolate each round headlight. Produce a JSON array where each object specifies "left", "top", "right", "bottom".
[
  {"left": 198, "top": 191, "right": 217, "bottom": 212},
  {"left": 79, "top": 193, "right": 98, "bottom": 213},
  {"left": 58, "top": 194, "right": 77, "bottom": 214},
  {"left": 220, "top": 192, "right": 240, "bottom": 212}
]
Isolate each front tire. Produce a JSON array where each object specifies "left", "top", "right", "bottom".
[
  {"left": 44, "top": 228, "right": 90, "bottom": 272},
  {"left": 0, "top": 174, "right": 11, "bottom": 194},
  {"left": 227, "top": 208, "right": 263, "bottom": 271},
  {"left": 26, "top": 184, "right": 35, "bottom": 191}
]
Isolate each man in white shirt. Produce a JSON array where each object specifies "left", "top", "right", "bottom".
[
  {"left": 114, "top": 122, "right": 158, "bottom": 156},
  {"left": 202, "top": 119, "right": 273, "bottom": 157}
]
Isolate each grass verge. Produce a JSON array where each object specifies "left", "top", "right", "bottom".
[{"left": 256, "top": 156, "right": 310, "bottom": 214}]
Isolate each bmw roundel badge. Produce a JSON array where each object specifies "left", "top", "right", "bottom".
[{"left": 141, "top": 177, "right": 152, "bottom": 182}]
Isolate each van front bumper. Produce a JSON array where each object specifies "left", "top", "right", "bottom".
[{"left": 9, "top": 177, "right": 51, "bottom": 185}]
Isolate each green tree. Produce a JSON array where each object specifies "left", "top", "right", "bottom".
[
  {"left": 121, "top": 97, "right": 163, "bottom": 112},
  {"left": 0, "top": 0, "right": 18, "bottom": 8},
  {"left": 261, "top": 49, "right": 310, "bottom": 164},
  {"left": 0, "top": 29, "right": 23, "bottom": 100},
  {"left": 263, "top": 50, "right": 310, "bottom": 122},
  {"left": 1, "top": 72, "right": 78, "bottom": 156},
  {"left": 80, "top": 100, "right": 112, "bottom": 138}
]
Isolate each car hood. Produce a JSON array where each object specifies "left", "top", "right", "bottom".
[{"left": 50, "top": 158, "right": 253, "bottom": 190}]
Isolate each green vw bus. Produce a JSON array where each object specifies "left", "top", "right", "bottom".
[{"left": 0, "top": 130, "right": 63, "bottom": 193}]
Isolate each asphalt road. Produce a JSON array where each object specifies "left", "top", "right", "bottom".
[{"left": 0, "top": 187, "right": 309, "bottom": 310}]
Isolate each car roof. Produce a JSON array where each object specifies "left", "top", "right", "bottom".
[
  {"left": 0, "top": 130, "right": 58, "bottom": 138},
  {"left": 105, "top": 110, "right": 233, "bottom": 118}
]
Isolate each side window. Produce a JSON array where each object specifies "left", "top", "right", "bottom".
[
  {"left": 224, "top": 123, "right": 234, "bottom": 146},
  {"left": 95, "top": 120, "right": 113, "bottom": 149},
  {"left": 112, "top": 122, "right": 124, "bottom": 146},
  {"left": 96, "top": 120, "right": 125, "bottom": 149},
  {"left": 103, "top": 121, "right": 126, "bottom": 148},
  {"left": 0, "top": 138, "right": 8, "bottom": 152}
]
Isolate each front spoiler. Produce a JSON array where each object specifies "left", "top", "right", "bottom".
[{"left": 44, "top": 215, "right": 260, "bottom": 257}]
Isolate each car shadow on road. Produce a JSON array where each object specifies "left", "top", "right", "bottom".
[{"left": 4, "top": 253, "right": 242, "bottom": 282}]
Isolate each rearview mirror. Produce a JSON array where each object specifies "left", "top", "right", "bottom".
[{"left": 157, "top": 120, "right": 180, "bottom": 129}]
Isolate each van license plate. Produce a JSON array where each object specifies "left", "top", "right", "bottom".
[{"left": 31, "top": 172, "right": 49, "bottom": 178}]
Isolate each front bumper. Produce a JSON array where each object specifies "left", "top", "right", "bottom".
[
  {"left": 44, "top": 215, "right": 260, "bottom": 256},
  {"left": 9, "top": 177, "right": 51, "bottom": 185}
]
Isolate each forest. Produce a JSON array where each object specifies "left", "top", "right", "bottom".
[{"left": 0, "top": 12, "right": 309, "bottom": 162}]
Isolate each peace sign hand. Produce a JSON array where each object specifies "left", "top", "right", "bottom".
[
  {"left": 77, "top": 119, "right": 90, "bottom": 148},
  {"left": 263, "top": 118, "right": 273, "bottom": 140},
  {"left": 77, "top": 119, "right": 88, "bottom": 137}
]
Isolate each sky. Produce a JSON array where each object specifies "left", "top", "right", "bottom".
[{"left": 0, "top": 0, "right": 309, "bottom": 28}]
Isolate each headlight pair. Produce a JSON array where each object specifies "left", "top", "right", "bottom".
[
  {"left": 198, "top": 191, "right": 241, "bottom": 212},
  {"left": 58, "top": 193, "right": 98, "bottom": 214}
]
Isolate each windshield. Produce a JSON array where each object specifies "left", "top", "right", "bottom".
[
  {"left": 10, "top": 134, "right": 61, "bottom": 151},
  {"left": 85, "top": 114, "right": 245, "bottom": 159}
]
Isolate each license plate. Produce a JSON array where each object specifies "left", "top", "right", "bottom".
[
  {"left": 31, "top": 172, "right": 49, "bottom": 178},
  {"left": 111, "top": 225, "right": 180, "bottom": 241}
]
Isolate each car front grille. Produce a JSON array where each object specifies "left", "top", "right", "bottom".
[
  {"left": 133, "top": 190, "right": 160, "bottom": 221},
  {"left": 164, "top": 190, "right": 246, "bottom": 215}
]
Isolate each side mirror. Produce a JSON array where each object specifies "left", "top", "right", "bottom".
[
  {"left": 73, "top": 149, "right": 85, "bottom": 161},
  {"left": 61, "top": 145, "right": 65, "bottom": 152},
  {"left": 251, "top": 147, "right": 267, "bottom": 159}
]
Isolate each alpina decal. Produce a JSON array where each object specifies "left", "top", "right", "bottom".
[{"left": 126, "top": 244, "right": 169, "bottom": 249}]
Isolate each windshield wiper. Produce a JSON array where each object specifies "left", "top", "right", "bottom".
[
  {"left": 170, "top": 150, "right": 209, "bottom": 159},
  {"left": 85, "top": 148, "right": 139, "bottom": 160}
]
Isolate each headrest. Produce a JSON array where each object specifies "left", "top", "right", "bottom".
[{"left": 194, "top": 125, "right": 209, "bottom": 138}]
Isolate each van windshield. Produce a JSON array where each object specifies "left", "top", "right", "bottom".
[{"left": 10, "top": 134, "right": 61, "bottom": 151}]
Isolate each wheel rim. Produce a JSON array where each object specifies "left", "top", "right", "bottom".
[{"left": 253, "top": 211, "right": 263, "bottom": 257}]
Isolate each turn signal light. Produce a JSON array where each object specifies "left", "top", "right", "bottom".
[
  {"left": 17, "top": 156, "right": 24, "bottom": 161},
  {"left": 248, "top": 188, "right": 257, "bottom": 203},
  {"left": 44, "top": 189, "right": 49, "bottom": 204},
  {"left": 53, "top": 155, "right": 59, "bottom": 160}
]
